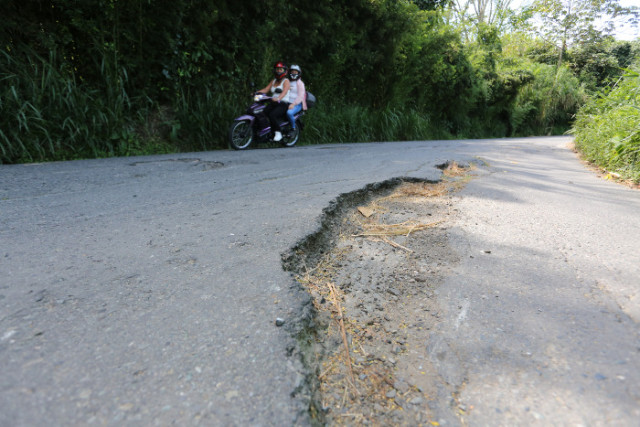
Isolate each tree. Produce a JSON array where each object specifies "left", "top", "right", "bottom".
[
  {"left": 448, "top": 0, "right": 518, "bottom": 42},
  {"left": 412, "top": 0, "right": 452, "bottom": 10},
  {"left": 527, "top": 0, "right": 639, "bottom": 68},
  {"left": 570, "top": 38, "right": 639, "bottom": 89},
  {"left": 470, "top": 0, "right": 514, "bottom": 26}
]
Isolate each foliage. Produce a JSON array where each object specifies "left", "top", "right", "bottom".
[
  {"left": 572, "top": 68, "right": 640, "bottom": 182},
  {"left": 514, "top": 62, "right": 587, "bottom": 134},
  {"left": 526, "top": 0, "right": 639, "bottom": 68},
  {"left": 448, "top": 0, "right": 524, "bottom": 43},
  {"left": 0, "top": 0, "right": 480, "bottom": 162},
  {"left": 305, "top": 103, "right": 452, "bottom": 145},
  {"left": 569, "top": 38, "right": 640, "bottom": 90},
  {"left": 462, "top": 25, "right": 537, "bottom": 137},
  {"left": 0, "top": 0, "right": 639, "bottom": 165},
  {"left": 413, "top": 0, "right": 453, "bottom": 10},
  {"left": 0, "top": 48, "right": 143, "bottom": 162}
]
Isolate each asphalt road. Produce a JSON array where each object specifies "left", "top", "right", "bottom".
[
  {"left": 1, "top": 137, "right": 638, "bottom": 425},
  {"left": 429, "top": 138, "right": 640, "bottom": 425}
]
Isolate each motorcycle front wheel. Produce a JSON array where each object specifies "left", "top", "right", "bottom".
[
  {"left": 229, "top": 120, "right": 253, "bottom": 150},
  {"left": 281, "top": 126, "right": 300, "bottom": 148}
]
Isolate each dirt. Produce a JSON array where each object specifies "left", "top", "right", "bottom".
[{"left": 283, "top": 163, "right": 473, "bottom": 425}]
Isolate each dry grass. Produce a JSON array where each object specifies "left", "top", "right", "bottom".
[
  {"left": 328, "top": 282, "right": 358, "bottom": 394},
  {"left": 354, "top": 219, "right": 444, "bottom": 238},
  {"left": 395, "top": 181, "right": 450, "bottom": 198},
  {"left": 380, "top": 236, "right": 414, "bottom": 253},
  {"left": 376, "top": 182, "right": 449, "bottom": 206},
  {"left": 297, "top": 262, "right": 398, "bottom": 421},
  {"left": 442, "top": 161, "right": 473, "bottom": 178}
]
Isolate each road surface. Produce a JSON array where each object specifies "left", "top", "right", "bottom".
[{"left": 1, "top": 137, "right": 638, "bottom": 425}]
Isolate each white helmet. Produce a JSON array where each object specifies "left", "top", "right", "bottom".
[{"left": 289, "top": 64, "right": 302, "bottom": 80}]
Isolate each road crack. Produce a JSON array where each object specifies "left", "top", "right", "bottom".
[{"left": 283, "top": 162, "right": 475, "bottom": 425}]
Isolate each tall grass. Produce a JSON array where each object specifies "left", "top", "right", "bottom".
[
  {"left": 572, "top": 68, "right": 640, "bottom": 182},
  {"left": 1, "top": 48, "right": 601, "bottom": 164},
  {"left": 513, "top": 64, "right": 587, "bottom": 136},
  {"left": 172, "top": 84, "right": 241, "bottom": 151},
  {"left": 0, "top": 49, "right": 156, "bottom": 163},
  {"left": 303, "top": 103, "right": 451, "bottom": 145}
]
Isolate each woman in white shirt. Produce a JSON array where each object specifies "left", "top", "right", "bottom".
[{"left": 256, "top": 61, "right": 291, "bottom": 142}]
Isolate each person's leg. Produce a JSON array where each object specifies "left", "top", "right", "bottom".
[
  {"left": 268, "top": 103, "right": 286, "bottom": 131},
  {"left": 263, "top": 102, "right": 277, "bottom": 128},
  {"left": 269, "top": 102, "right": 289, "bottom": 141},
  {"left": 287, "top": 104, "right": 302, "bottom": 129}
]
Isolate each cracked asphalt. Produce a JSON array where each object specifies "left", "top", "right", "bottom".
[{"left": 1, "top": 137, "right": 638, "bottom": 425}]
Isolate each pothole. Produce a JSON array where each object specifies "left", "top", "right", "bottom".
[{"left": 282, "top": 162, "right": 474, "bottom": 425}]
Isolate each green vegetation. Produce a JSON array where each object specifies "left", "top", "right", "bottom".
[
  {"left": 1, "top": 0, "right": 639, "bottom": 177},
  {"left": 572, "top": 69, "right": 640, "bottom": 182}
]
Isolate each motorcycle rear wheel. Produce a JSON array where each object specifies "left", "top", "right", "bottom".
[
  {"left": 229, "top": 120, "right": 253, "bottom": 150},
  {"left": 281, "top": 126, "right": 300, "bottom": 148}
]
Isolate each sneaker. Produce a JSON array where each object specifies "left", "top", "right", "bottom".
[{"left": 273, "top": 131, "right": 282, "bottom": 142}]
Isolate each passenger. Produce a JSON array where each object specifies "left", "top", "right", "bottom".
[{"left": 286, "top": 64, "right": 307, "bottom": 131}]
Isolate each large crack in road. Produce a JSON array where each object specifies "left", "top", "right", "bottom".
[{"left": 282, "top": 163, "right": 473, "bottom": 425}]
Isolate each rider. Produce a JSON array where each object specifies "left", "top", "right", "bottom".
[
  {"left": 286, "top": 64, "right": 307, "bottom": 131},
  {"left": 257, "top": 61, "right": 291, "bottom": 142}
]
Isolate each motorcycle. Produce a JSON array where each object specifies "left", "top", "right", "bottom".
[{"left": 228, "top": 91, "right": 304, "bottom": 150}]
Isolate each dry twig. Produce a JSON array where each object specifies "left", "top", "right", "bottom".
[
  {"left": 381, "top": 236, "right": 413, "bottom": 253},
  {"left": 328, "top": 282, "right": 358, "bottom": 395},
  {"left": 353, "top": 219, "right": 444, "bottom": 237}
]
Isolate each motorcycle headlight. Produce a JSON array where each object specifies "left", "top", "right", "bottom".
[{"left": 254, "top": 94, "right": 261, "bottom": 102}]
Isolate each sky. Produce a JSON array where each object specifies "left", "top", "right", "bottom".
[
  {"left": 511, "top": 0, "right": 639, "bottom": 41},
  {"left": 613, "top": 0, "right": 639, "bottom": 40}
]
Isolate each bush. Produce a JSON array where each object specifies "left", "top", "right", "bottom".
[
  {"left": 512, "top": 63, "right": 587, "bottom": 135},
  {"left": 572, "top": 68, "right": 640, "bottom": 182}
]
